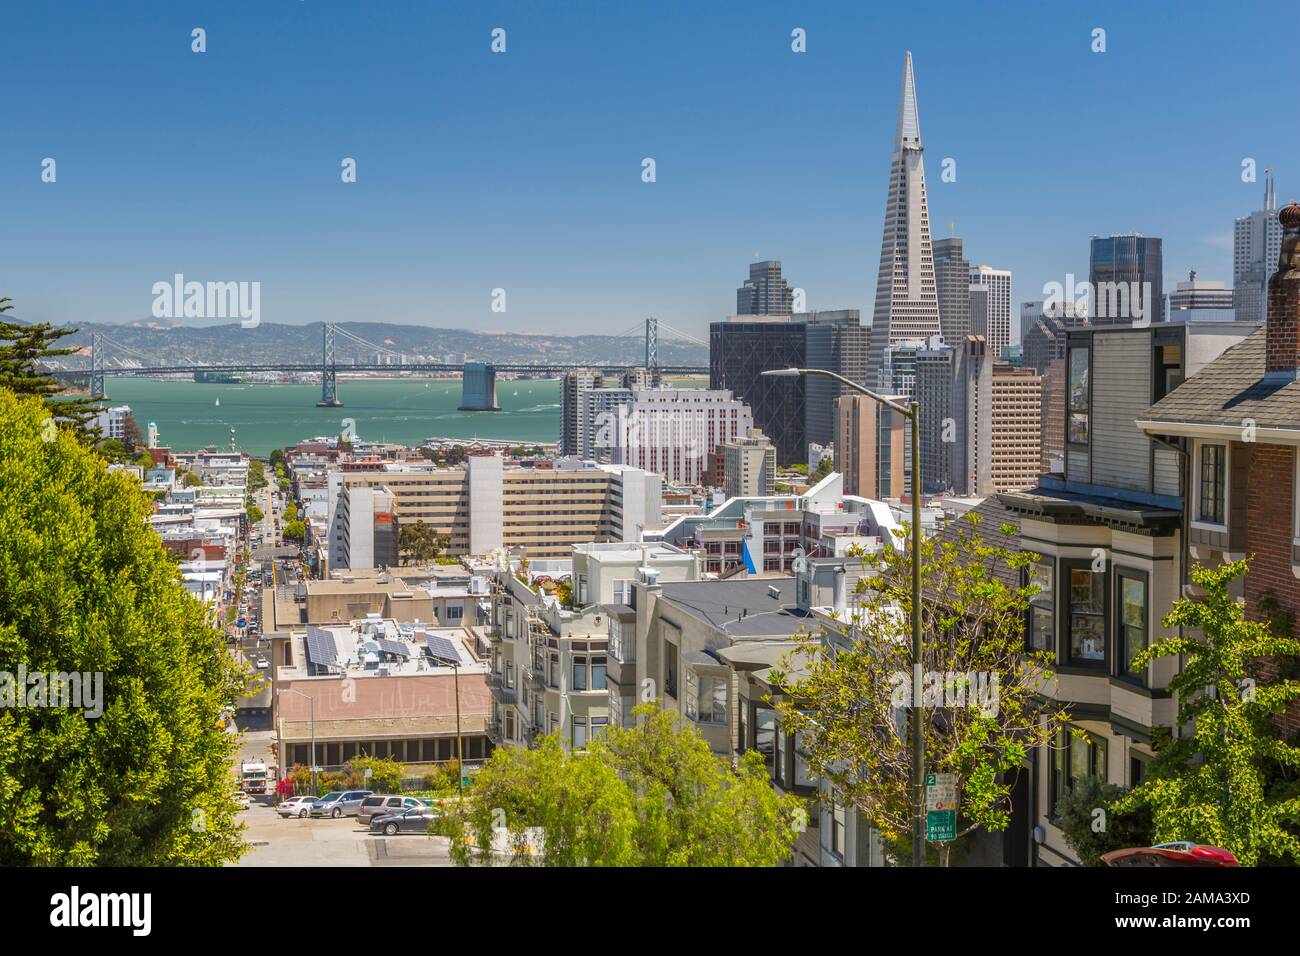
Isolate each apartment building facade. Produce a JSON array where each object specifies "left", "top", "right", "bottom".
[
  {"left": 1137, "top": 202, "right": 1300, "bottom": 736},
  {"left": 996, "top": 318, "right": 1254, "bottom": 866},
  {"left": 327, "top": 454, "right": 662, "bottom": 566}
]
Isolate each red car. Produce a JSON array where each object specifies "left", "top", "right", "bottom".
[{"left": 1102, "top": 841, "right": 1239, "bottom": 867}]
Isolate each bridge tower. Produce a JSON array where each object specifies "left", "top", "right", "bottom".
[
  {"left": 644, "top": 316, "right": 658, "bottom": 369},
  {"left": 457, "top": 362, "right": 500, "bottom": 411},
  {"left": 90, "top": 332, "right": 106, "bottom": 399},
  {"left": 317, "top": 323, "right": 342, "bottom": 407}
]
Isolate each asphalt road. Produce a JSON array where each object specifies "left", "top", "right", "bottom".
[{"left": 234, "top": 795, "right": 454, "bottom": 867}]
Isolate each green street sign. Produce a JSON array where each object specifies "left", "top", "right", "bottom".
[{"left": 925, "top": 772, "right": 958, "bottom": 842}]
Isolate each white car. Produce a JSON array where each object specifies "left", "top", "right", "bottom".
[
  {"left": 276, "top": 796, "right": 314, "bottom": 819},
  {"left": 254, "top": 656, "right": 269, "bottom": 670},
  {"left": 235, "top": 791, "right": 252, "bottom": 810}
]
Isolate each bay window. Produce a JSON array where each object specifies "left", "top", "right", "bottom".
[
  {"left": 1066, "top": 562, "right": 1105, "bottom": 666},
  {"left": 1116, "top": 570, "right": 1148, "bottom": 684},
  {"left": 1027, "top": 557, "right": 1055, "bottom": 654}
]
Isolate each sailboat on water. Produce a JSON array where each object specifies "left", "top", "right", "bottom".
[{"left": 214, "top": 397, "right": 220, "bottom": 407}]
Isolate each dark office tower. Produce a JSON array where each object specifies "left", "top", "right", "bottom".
[
  {"left": 710, "top": 317, "right": 806, "bottom": 466},
  {"left": 802, "top": 309, "right": 869, "bottom": 451},
  {"left": 1089, "top": 235, "right": 1164, "bottom": 325},
  {"left": 560, "top": 368, "right": 603, "bottom": 456},
  {"left": 933, "top": 237, "right": 971, "bottom": 344},
  {"left": 915, "top": 344, "right": 956, "bottom": 492},
  {"left": 867, "top": 52, "right": 942, "bottom": 384},
  {"left": 736, "top": 260, "right": 794, "bottom": 315}
]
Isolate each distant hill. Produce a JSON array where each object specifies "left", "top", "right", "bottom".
[{"left": 40, "top": 320, "right": 708, "bottom": 370}]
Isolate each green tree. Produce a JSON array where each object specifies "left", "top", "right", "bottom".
[
  {"left": 283, "top": 503, "right": 298, "bottom": 523},
  {"left": 772, "top": 513, "right": 1068, "bottom": 866},
  {"left": 812, "top": 456, "right": 834, "bottom": 481},
  {"left": 553, "top": 580, "right": 574, "bottom": 609},
  {"left": 0, "top": 388, "right": 249, "bottom": 864},
  {"left": 97, "top": 438, "right": 128, "bottom": 463},
  {"left": 399, "top": 520, "right": 447, "bottom": 565},
  {"left": 181, "top": 470, "right": 203, "bottom": 488},
  {"left": 246, "top": 504, "right": 264, "bottom": 525},
  {"left": 132, "top": 450, "right": 154, "bottom": 469},
  {"left": 336, "top": 754, "right": 405, "bottom": 793},
  {"left": 1113, "top": 560, "right": 1300, "bottom": 866},
  {"left": 247, "top": 459, "right": 267, "bottom": 492},
  {"left": 268, "top": 448, "right": 285, "bottom": 470},
  {"left": 1054, "top": 777, "right": 1153, "bottom": 866},
  {"left": 282, "top": 520, "right": 306, "bottom": 543},
  {"left": 0, "top": 299, "right": 102, "bottom": 441},
  {"left": 437, "top": 705, "right": 801, "bottom": 866}
]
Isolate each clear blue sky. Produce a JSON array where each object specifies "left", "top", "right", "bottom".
[{"left": 2, "top": 0, "right": 1295, "bottom": 342}]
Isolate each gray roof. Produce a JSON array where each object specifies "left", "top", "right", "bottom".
[
  {"left": 1143, "top": 327, "right": 1300, "bottom": 430},
  {"left": 931, "top": 498, "right": 1024, "bottom": 589},
  {"left": 658, "top": 578, "right": 812, "bottom": 639}
]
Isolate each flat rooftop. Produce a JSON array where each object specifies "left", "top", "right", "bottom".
[
  {"left": 282, "top": 617, "right": 488, "bottom": 680},
  {"left": 658, "top": 577, "right": 810, "bottom": 639}
]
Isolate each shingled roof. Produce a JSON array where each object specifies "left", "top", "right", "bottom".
[
  {"left": 930, "top": 497, "right": 1024, "bottom": 590},
  {"left": 1140, "top": 326, "right": 1300, "bottom": 432}
]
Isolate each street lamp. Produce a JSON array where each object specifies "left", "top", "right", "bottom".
[
  {"left": 278, "top": 687, "right": 318, "bottom": 797},
  {"left": 762, "top": 366, "right": 925, "bottom": 867}
]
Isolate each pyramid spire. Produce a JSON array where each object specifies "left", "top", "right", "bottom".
[
  {"left": 868, "top": 51, "right": 941, "bottom": 385},
  {"left": 894, "top": 50, "right": 922, "bottom": 152}
]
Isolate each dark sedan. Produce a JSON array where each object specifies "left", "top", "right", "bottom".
[{"left": 369, "top": 805, "right": 441, "bottom": 836}]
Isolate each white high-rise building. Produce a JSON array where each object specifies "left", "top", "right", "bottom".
[
  {"left": 867, "top": 51, "right": 941, "bottom": 386},
  {"left": 970, "top": 264, "right": 1012, "bottom": 361},
  {"left": 580, "top": 388, "right": 753, "bottom": 487},
  {"left": 1233, "top": 173, "right": 1282, "bottom": 325},
  {"left": 96, "top": 405, "right": 131, "bottom": 441}
]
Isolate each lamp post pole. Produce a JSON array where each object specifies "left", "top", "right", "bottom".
[
  {"left": 279, "top": 687, "right": 317, "bottom": 796},
  {"left": 763, "top": 367, "right": 926, "bottom": 867}
]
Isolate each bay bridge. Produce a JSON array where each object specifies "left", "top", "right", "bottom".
[{"left": 52, "top": 318, "right": 709, "bottom": 410}]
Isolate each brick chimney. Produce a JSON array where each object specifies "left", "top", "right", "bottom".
[{"left": 1264, "top": 202, "right": 1300, "bottom": 380}]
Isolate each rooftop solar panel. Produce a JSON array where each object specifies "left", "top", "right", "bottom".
[
  {"left": 304, "top": 627, "right": 339, "bottom": 669},
  {"left": 423, "top": 634, "right": 462, "bottom": 665},
  {"left": 376, "top": 638, "right": 411, "bottom": 659}
]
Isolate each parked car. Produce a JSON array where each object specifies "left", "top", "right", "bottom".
[
  {"left": 370, "top": 805, "right": 441, "bottom": 836},
  {"left": 357, "top": 794, "right": 432, "bottom": 825},
  {"left": 1102, "top": 841, "right": 1239, "bottom": 867},
  {"left": 234, "top": 790, "right": 251, "bottom": 809},
  {"left": 308, "top": 790, "right": 373, "bottom": 818},
  {"left": 276, "top": 796, "right": 315, "bottom": 819},
  {"left": 254, "top": 656, "right": 269, "bottom": 669}
]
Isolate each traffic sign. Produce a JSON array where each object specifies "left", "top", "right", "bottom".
[{"left": 925, "top": 772, "right": 958, "bottom": 842}]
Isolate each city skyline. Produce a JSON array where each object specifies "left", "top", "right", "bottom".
[{"left": 3, "top": 1, "right": 1297, "bottom": 341}]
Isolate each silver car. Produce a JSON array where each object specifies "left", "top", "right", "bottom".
[
  {"left": 308, "top": 790, "right": 373, "bottom": 818},
  {"left": 370, "top": 805, "right": 441, "bottom": 836},
  {"left": 357, "top": 794, "right": 430, "bottom": 825}
]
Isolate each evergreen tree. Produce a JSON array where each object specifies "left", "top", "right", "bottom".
[
  {"left": 0, "top": 387, "right": 249, "bottom": 864},
  {"left": 0, "top": 298, "right": 102, "bottom": 441}
]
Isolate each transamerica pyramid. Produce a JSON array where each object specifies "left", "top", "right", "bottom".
[{"left": 866, "top": 51, "right": 941, "bottom": 387}]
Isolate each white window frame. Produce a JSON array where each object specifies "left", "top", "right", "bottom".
[
  {"left": 685, "top": 670, "right": 727, "bottom": 725},
  {"left": 1190, "top": 439, "right": 1229, "bottom": 532},
  {"left": 1294, "top": 452, "right": 1300, "bottom": 546}
]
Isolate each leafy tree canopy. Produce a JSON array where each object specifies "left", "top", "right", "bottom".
[
  {"left": 0, "top": 388, "right": 249, "bottom": 864},
  {"left": 437, "top": 705, "right": 801, "bottom": 866},
  {"left": 1114, "top": 560, "right": 1300, "bottom": 866}
]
